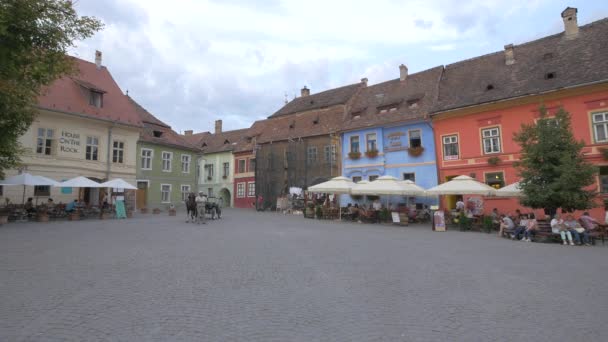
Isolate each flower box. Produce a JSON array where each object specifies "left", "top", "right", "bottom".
[
  {"left": 37, "top": 214, "right": 50, "bottom": 222},
  {"left": 140, "top": 208, "right": 148, "bottom": 214},
  {"left": 168, "top": 208, "right": 177, "bottom": 216},
  {"left": 408, "top": 146, "right": 424, "bottom": 157},
  {"left": 365, "top": 149, "right": 379, "bottom": 158},
  {"left": 348, "top": 151, "right": 361, "bottom": 160},
  {"left": 152, "top": 208, "right": 161, "bottom": 214}
]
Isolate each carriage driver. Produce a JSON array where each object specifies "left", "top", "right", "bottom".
[{"left": 195, "top": 191, "right": 207, "bottom": 224}]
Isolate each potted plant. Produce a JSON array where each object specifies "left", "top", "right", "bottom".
[
  {"left": 140, "top": 207, "right": 148, "bottom": 214},
  {"left": 379, "top": 208, "right": 390, "bottom": 222},
  {"left": 365, "top": 149, "right": 379, "bottom": 158},
  {"left": 482, "top": 215, "right": 494, "bottom": 233},
  {"left": 348, "top": 151, "right": 361, "bottom": 160},
  {"left": 37, "top": 205, "right": 50, "bottom": 222},
  {"left": 168, "top": 204, "right": 176, "bottom": 216},
  {"left": 305, "top": 203, "right": 315, "bottom": 218},
  {"left": 126, "top": 209, "right": 133, "bottom": 218},
  {"left": 152, "top": 208, "right": 161, "bottom": 214},
  {"left": 68, "top": 210, "right": 80, "bottom": 221},
  {"left": 487, "top": 156, "right": 501, "bottom": 166},
  {"left": 408, "top": 146, "right": 425, "bottom": 157},
  {"left": 315, "top": 205, "right": 323, "bottom": 219},
  {"left": 0, "top": 207, "right": 10, "bottom": 225},
  {"left": 100, "top": 207, "right": 113, "bottom": 220}
]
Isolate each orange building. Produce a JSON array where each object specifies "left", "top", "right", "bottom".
[{"left": 431, "top": 8, "right": 608, "bottom": 219}]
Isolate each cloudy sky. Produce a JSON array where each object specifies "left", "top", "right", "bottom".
[{"left": 71, "top": 0, "right": 608, "bottom": 134}]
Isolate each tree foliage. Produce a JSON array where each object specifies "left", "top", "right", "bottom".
[
  {"left": 513, "top": 106, "right": 597, "bottom": 214},
  {"left": 0, "top": 0, "right": 102, "bottom": 177}
]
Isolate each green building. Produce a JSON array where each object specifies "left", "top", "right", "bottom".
[{"left": 130, "top": 97, "right": 201, "bottom": 211}]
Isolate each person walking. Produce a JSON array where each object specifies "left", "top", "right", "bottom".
[{"left": 195, "top": 192, "right": 207, "bottom": 225}]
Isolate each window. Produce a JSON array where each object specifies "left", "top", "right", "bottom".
[
  {"left": 112, "top": 141, "right": 124, "bottom": 163},
  {"left": 443, "top": 135, "right": 459, "bottom": 160},
  {"left": 196, "top": 164, "right": 200, "bottom": 179},
  {"left": 162, "top": 152, "right": 172, "bottom": 171},
  {"left": 369, "top": 175, "right": 379, "bottom": 181},
  {"left": 403, "top": 173, "right": 416, "bottom": 182},
  {"left": 481, "top": 127, "right": 501, "bottom": 154},
  {"left": 141, "top": 149, "right": 153, "bottom": 170},
  {"left": 237, "top": 183, "right": 246, "bottom": 198},
  {"left": 85, "top": 136, "right": 98, "bottom": 161},
  {"left": 205, "top": 164, "right": 214, "bottom": 180},
  {"left": 350, "top": 136, "right": 360, "bottom": 153},
  {"left": 600, "top": 166, "right": 608, "bottom": 193},
  {"left": 248, "top": 182, "right": 255, "bottom": 197},
  {"left": 237, "top": 159, "right": 246, "bottom": 173},
  {"left": 181, "top": 155, "right": 191, "bottom": 173},
  {"left": 208, "top": 188, "right": 214, "bottom": 197},
  {"left": 249, "top": 159, "right": 255, "bottom": 172},
  {"left": 485, "top": 172, "right": 505, "bottom": 189},
  {"left": 223, "top": 162, "right": 229, "bottom": 178},
  {"left": 592, "top": 112, "right": 608, "bottom": 143},
  {"left": 89, "top": 91, "right": 103, "bottom": 108},
  {"left": 409, "top": 130, "right": 421, "bottom": 148},
  {"left": 161, "top": 184, "right": 171, "bottom": 203},
  {"left": 324, "top": 145, "right": 336, "bottom": 162},
  {"left": 153, "top": 130, "right": 163, "bottom": 138},
  {"left": 0, "top": 185, "right": 2, "bottom": 197},
  {"left": 366, "top": 133, "right": 377, "bottom": 151},
  {"left": 307, "top": 146, "right": 317, "bottom": 164},
  {"left": 352, "top": 176, "right": 362, "bottom": 183},
  {"left": 36, "top": 128, "right": 54, "bottom": 155},
  {"left": 181, "top": 185, "right": 190, "bottom": 201},
  {"left": 34, "top": 185, "right": 50, "bottom": 196}
]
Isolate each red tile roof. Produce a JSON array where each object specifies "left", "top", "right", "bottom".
[{"left": 36, "top": 56, "right": 142, "bottom": 127}]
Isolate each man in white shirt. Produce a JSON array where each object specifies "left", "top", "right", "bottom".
[
  {"left": 195, "top": 192, "right": 207, "bottom": 224},
  {"left": 372, "top": 199, "right": 382, "bottom": 211}
]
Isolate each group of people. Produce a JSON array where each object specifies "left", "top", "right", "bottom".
[{"left": 497, "top": 209, "right": 599, "bottom": 246}]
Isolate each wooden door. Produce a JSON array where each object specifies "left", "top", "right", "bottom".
[{"left": 136, "top": 182, "right": 147, "bottom": 209}]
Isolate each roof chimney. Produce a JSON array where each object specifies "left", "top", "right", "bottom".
[
  {"left": 95, "top": 50, "right": 102, "bottom": 69},
  {"left": 301, "top": 86, "right": 310, "bottom": 97},
  {"left": 561, "top": 7, "right": 579, "bottom": 39},
  {"left": 215, "top": 120, "right": 222, "bottom": 134},
  {"left": 504, "top": 44, "right": 515, "bottom": 65},
  {"left": 184, "top": 130, "right": 193, "bottom": 136},
  {"left": 360, "top": 78, "right": 368, "bottom": 86},
  {"left": 399, "top": 64, "right": 408, "bottom": 82}
]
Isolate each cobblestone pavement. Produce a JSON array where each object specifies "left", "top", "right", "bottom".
[{"left": 1, "top": 209, "right": 608, "bottom": 341}]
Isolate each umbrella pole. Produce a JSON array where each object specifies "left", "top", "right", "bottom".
[{"left": 22, "top": 185, "right": 25, "bottom": 205}]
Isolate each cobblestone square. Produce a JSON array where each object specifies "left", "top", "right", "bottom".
[{"left": 1, "top": 209, "right": 607, "bottom": 341}]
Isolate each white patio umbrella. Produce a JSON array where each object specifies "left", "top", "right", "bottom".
[
  {"left": 352, "top": 175, "right": 415, "bottom": 195},
  {"left": 307, "top": 176, "right": 354, "bottom": 194},
  {"left": 496, "top": 182, "right": 523, "bottom": 197},
  {"left": 425, "top": 175, "right": 496, "bottom": 196},
  {"left": 0, "top": 173, "right": 60, "bottom": 204},
  {"left": 99, "top": 178, "right": 137, "bottom": 190},
  {"left": 59, "top": 176, "right": 103, "bottom": 188},
  {"left": 307, "top": 176, "right": 354, "bottom": 219},
  {"left": 398, "top": 180, "right": 427, "bottom": 196}
]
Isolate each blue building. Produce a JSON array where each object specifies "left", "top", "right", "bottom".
[{"left": 339, "top": 65, "right": 443, "bottom": 208}]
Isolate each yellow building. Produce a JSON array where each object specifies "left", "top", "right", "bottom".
[{"left": 1, "top": 52, "right": 142, "bottom": 206}]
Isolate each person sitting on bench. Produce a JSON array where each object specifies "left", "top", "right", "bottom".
[{"left": 551, "top": 213, "right": 575, "bottom": 246}]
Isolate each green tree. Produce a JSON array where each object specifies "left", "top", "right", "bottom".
[
  {"left": 513, "top": 106, "right": 597, "bottom": 216},
  {"left": 0, "top": 0, "right": 102, "bottom": 177}
]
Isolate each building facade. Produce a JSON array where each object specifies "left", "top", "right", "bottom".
[
  {"left": 130, "top": 97, "right": 200, "bottom": 211},
  {"left": 1, "top": 53, "right": 141, "bottom": 209},
  {"left": 431, "top": 8, "right": 608, "bottom": 218},
  {"left": 340, "top": 66, "right": 443, "bottom": 208}
]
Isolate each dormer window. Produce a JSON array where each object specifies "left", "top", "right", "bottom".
[
  {"left": 407, "top": 99, "right": 420, "bottom": 108},
  {"left": 89, "top": 91, "right": 103, "bottom": 108},
  {"left": 377, "top": 102, "right": 400, "bottom": 114},
  {"left": 224, "top": 139, "right": 230, "bottom": 144},
  {"left": 486, "top": 84, "right": 494, "bottom": 91},
  {"left": 313, "top": 117, "right": 319, "bottom": 125},
  {"left": 153, "top": 130, "right": 163, "bottom": 138},
  {"left": 289, "top": 121, "right": 295, "bottom": 129},
  {"left": 545, "top": 72, "right": 556, "bottom": 80},
  {"left": 201, "top": 142, "right": 207, "bottom": 148}
]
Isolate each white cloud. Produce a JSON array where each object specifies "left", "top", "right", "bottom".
[{"left": 70, "top": 0, "right": 567, "bottom": 133}]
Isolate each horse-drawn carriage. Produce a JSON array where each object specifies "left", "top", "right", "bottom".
[{"left": 185, "top": 193, "right": 222, "bottom": 224}]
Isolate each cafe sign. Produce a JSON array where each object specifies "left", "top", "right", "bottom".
[{"left": 60, "top": 131, "right": 80, "bottom": 153}]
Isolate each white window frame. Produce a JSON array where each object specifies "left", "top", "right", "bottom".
[
  {"left": 85, "top": 136, "right": 99, "bottom": 161},
  {"left": 223, "top": 162, "right": 230, "bottom": 178},
  {"left": 368, "top": 175, "right": 379, "bottom": 181},
  {"left": 403, "top": 173, "right": 416, "bottom": 182},
  {"left": 36, "top": 128, "right": 54, "bottom": 155},
  {"left": 237, "top": 159, "right": 246, "bottom": 173},
  {"left": 307, "top": 146, "right": 317, "bottom": 163},
  {"left": 181, "top": 184, "right": 191, "bottom": 201},
  {"left": 481, "top": 127, "right": 501, "bottom": 154},
  {"left": 247, "top": 182, "right": 255, "bottom": 197},
  {"left": 205, "top": 164, "right": 214, "bottom": 180},
  {"left": 442, "top": 135, "right": 459, "bottom": 160},
  {"left": 162, "top": 151, "right": 173, "bottom": 172},
  {"left": 350, "top": 136, "right": 360, "bottom": 153},
  {"left": 366, "top": 133, "right": 377, "bottom": 152},
  {"left": 237, "top": 182, "right": 246, "bottom": 198},
  {"left": 592, "top": 112, "right": 608, "bottom": 143},
  {"left": 161, "top": 184, "right": 172, "bottom": 203},
  {"left": 141, "top": 148, "right": 153, "bottom": 170},
  {"left": 352, "top": 176, "right": 362, "bottom": 183},
  {"left": 181, "top": 154, "right": 191, "bottom": 174},
  {"left": 112, "top": 140, "right": 125, "bottom": 163},
  {"left": 409, "top": 129, "right": 422, "bottom": 148}
]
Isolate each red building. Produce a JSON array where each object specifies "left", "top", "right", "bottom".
[
  {"left": 431, "top": 8, "right": 608, "bottom": 219},
  {"left": 232, "top": 122, "right": 265, "bottom": 208}
]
